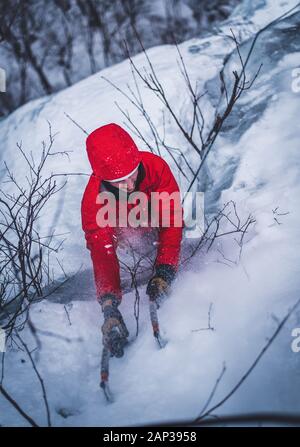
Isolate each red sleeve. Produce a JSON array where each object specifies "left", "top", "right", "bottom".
[{"left": 150, "top": 158, "right": 184, "bottom": 270}]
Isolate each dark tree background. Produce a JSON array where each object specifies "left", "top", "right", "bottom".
[{"left": 0, "top": 0, "right": 240, "bottom": 118}]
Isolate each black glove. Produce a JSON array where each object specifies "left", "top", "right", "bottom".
[
  {"left": 99, "top": 293, "right": 129, "bottom": 358},
  {"left": 146, "top": 264, "right": 176, "bottom": 304}
]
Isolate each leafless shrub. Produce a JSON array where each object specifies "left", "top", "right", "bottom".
[
  {"left": 102, "top": 26, "right": 262, "bottom": 202},
  {"left": 0, "top": 122, "right": 72, "bottom": 338}
]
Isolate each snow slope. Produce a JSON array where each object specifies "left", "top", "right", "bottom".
[{"left": 1, "top": 0, "right": 300, "bottom": 426}]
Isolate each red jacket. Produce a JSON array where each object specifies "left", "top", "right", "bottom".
[{"left": 81, "top": 123, "right": 184, "bottom": 301}]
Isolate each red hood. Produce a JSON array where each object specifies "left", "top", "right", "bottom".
[{"left": 86, "top": 123, "right": 142, "bottom": 181}]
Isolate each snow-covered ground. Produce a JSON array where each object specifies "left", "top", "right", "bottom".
[{"left": 1, "top": 0, "right": 300, "bottom": 426}]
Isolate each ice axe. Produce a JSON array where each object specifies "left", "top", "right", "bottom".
[
  {"left": 100, "top": 317, "right": 130, "bottom": 403},
  {"left": 147, "top": 281, "right": 169, "bottom": 349}
]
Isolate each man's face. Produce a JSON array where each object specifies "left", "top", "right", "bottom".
[{"left": 108, "top": 168, "right": 139, "bottom": 193}]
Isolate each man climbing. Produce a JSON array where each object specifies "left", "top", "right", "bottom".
[{"left": 81, "top": 123, "right": 184, "bottom": 358}]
